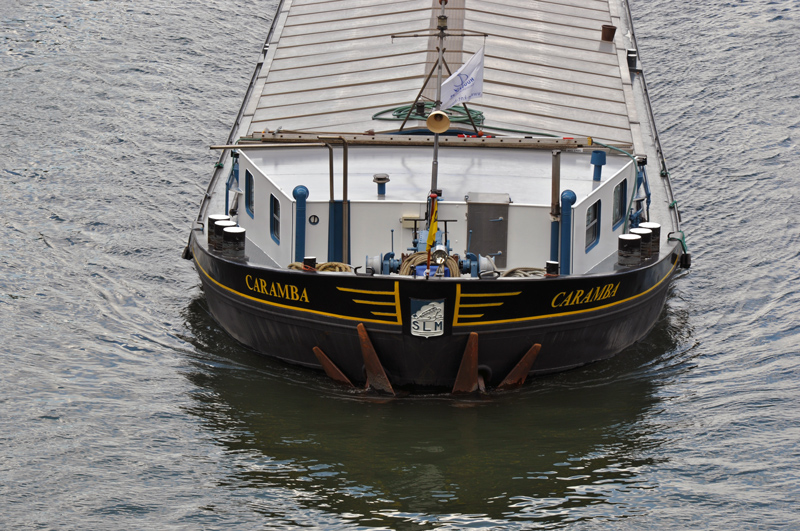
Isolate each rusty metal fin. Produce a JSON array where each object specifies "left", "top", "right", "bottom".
[
  {"left": 357, "top": 323, "right": 395, "bottom": 395},
  {"left": 452, "top": 332, "right": 479, "bottom": 394},
  {"left": 312, "top": 346, "right": 354, "bottom": 388},
  {"left": 497, "top": 343, "right": 541, "bottom": 391}
]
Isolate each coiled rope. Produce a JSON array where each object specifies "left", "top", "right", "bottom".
[
  {"left": 500, "top": 267, "right": 546, "bottom": 278},
  {"left": 398, "top": 252, "right": 460, "bottom": 277},
  {"left": 288, "top": 261, "right": 353, "bottom": 273}
]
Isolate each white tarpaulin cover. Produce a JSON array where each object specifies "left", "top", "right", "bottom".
[{"left": 246, "top": 0, "right": 637, "bottom": 144}]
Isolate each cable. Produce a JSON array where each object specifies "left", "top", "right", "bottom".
[{"left": 372, "top": 102, "right": 483, "bottom": 126}]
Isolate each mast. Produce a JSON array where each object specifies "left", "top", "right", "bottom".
[{"left": 430, "top": 1, "right": 447, "bottom": 197}]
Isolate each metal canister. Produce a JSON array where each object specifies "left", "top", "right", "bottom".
[
  {"left": 639, "top": 222, "right": 661, "bottom": 257},
  {"left": 213, "top": 220, "right": 237, "bottom": 252},
  {"left": 630, "top": 228, "right": 653, "bottom": 259},
  {"left": 618, "top": 234, "right": 642, "bottom": 266},
  {"left": 222, "top": 226, "right": 246, "bottom": 259},
  {"left": 207, "top": 214, "right": 230, "bottom": 249}
]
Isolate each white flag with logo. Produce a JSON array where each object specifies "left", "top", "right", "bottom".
[{"left": 440, "top": 46, "right": 485, "bottom": 110}]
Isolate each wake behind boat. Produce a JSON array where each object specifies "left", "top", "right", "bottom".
[{"left": 183, "top": 0, "right": 689, "bottom": 394}]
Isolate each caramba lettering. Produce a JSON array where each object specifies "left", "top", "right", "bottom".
[
  {"left": 246, "top": 275, "right": 309, "bottom": 303},
  {"left": 551, "top": 282, "right": 620, "bottom": 308}
]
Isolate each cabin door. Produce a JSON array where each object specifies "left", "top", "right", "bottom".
[{"left": 466, "top": 193, "right": 509, "bottom": 268}]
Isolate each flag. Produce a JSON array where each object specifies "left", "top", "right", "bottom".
[
  {"left": 426, "top": 198, "right": 438, "bottom": 252},
  {"left": 440, "top": 46, "right": 485, "bottom": 110}
]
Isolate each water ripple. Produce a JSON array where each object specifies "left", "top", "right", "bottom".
[{"left": 3, "top": 0, "right": 800, "bottom": 528}]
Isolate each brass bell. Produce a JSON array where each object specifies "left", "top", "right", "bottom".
[{"left": 426, "top": 110, "right": 451, "bottom": 134}]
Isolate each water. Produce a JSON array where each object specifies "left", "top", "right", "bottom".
[{"left": 2, "top": 0, "right": 799, "bottom": 528}]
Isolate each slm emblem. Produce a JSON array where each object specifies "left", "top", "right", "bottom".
[{"left": 410, "top": 299, "right": 445, "bottom": 338}]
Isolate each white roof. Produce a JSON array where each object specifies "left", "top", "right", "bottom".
[{"left": 244, "top": 0, "right": 637, "bottom": 144}]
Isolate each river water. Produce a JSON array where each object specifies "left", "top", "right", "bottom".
[{"left": 2, "top": 0, "right": 799, "bottom": 529}]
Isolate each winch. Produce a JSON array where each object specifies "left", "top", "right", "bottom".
[{"left": 366, "top": 225, "right": 495, "bottom": 278}]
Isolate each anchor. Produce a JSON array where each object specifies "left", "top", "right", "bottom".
[
  {"left": 312, "top": 323, "right": 395, "bottom": 395},
  {"left": 313, "top": 324, "right": 541, "bottom": 396},
  {"left": 451, "top": 332, "right": 541, "bottom": 394}
]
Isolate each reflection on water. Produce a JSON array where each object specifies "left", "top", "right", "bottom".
[{"left": 181, "top": 290, "right": 690, "bottom": 528}]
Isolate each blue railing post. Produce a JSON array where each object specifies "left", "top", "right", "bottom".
[
  {"left": 293, "top": 185, "right": 309, "bottom": 263},
  {"left": 560, "top": 190, "right": 576, "bottom": 275},
  {"left": 591, "top": 150, "right": 606, "bottom": 181}
]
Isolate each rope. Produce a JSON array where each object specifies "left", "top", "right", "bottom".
[
  {"left": 318, "top": 261, "right": 353, "bottom": 272},
  {"left": 668, "top": 231, "right": 689, "bottom": 254},
  {"left": 288, "top": 261, "right": 353, "bottom": 273},
  {"left": 501, "top": 267, "right": 546, "bottom": 278},
  {"left": 398, "top": 252, "right": 460, "bottom": 277}
]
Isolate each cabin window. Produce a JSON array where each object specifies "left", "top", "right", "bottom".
[
  {"left": 586, "top": 200, "right": 600, "bottom": 251},
  {"left": 613, "top": 180, "right": 627, "bottom": 228},
  {"left": 245, "top": 169, "right": 255, "bottom": 218},
  {"left": 270, "top": 194, "right": 280, "bottom": 244}
]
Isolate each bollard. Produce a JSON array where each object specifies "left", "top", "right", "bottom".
[
  {"left": 618, "top": 234, "right": 642, "bottom": 267},
  {"left": 630, "top": 228, "right": 653, "bottom": 259},
  {"left": 222, "top": 226, "right": 246, "bottom": 259},
  {"left": 207, "top": 214, "right": 230, "bottom": 249},
  {"left": 213, "top": 220, "right": 237, "bottom": 252},
  {"left": 639, "top": 222, "right": 661, "bottom": 257}
]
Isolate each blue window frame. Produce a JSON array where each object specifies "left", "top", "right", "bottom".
[
  {"left": 270, "top": 194, "right": 280, "bottom": 244},
  {"left": 245, "top": 169, "right": 255, "bottom": 218},
  {"left": 613, "top": 180, "right": 627, "bottom": 229},
  {"left": 586, "top": 200, "right": 600, "bottom": 251}
]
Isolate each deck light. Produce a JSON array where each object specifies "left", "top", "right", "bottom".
[{"left": 431, "top": 244, "right": 448, "bottom": 265}]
